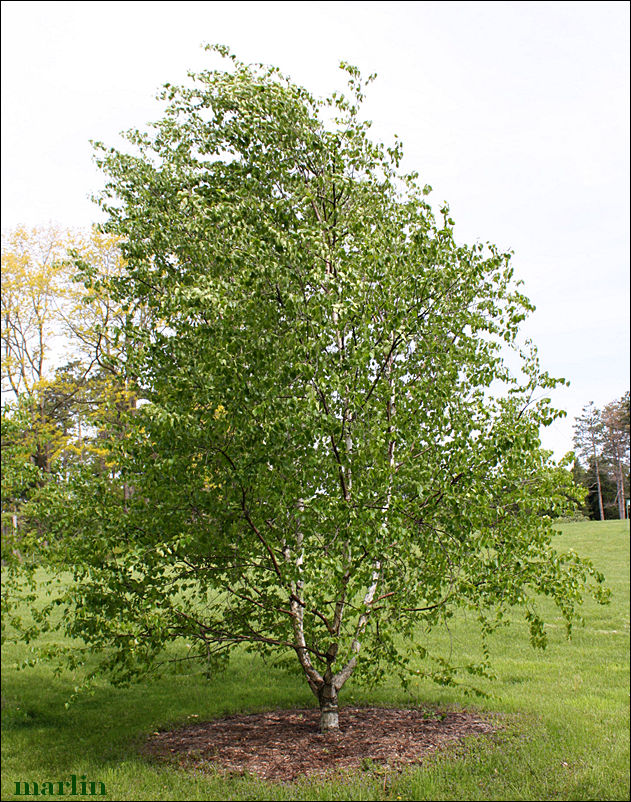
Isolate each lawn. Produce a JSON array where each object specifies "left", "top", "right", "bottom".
[{"left": 2, "top": 520, "right": 629, "bottom": 801}]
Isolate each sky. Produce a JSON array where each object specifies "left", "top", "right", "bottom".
[{"left": 1, "top": 0, "right": 629, "bottom": 457}]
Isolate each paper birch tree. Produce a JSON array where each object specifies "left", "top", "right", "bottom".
[{"left": 4, "top": 49, "right": 609, "bottom": 733}]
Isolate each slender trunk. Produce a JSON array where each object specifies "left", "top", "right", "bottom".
[
  {"left": 613, "top": 441, "right": 626, "bottom": 520},
  {"left": 616, "top": 465, "right": 625, "bottom": 520},
  {"left": 593, "top": 442, "right": 604, "bottom": 521},
  {"left": 288, "top": 501, "right": 327, "bottom": 715},
  {"left": 604, "top": 429, "right": 626, "bottom": 520},
  {"left": 618, "top": 459, "right": 626, "bottom": 519}
]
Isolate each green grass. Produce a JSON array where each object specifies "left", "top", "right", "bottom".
[{"left": 2, "top": 520, "right": 629, "bottom": 800}]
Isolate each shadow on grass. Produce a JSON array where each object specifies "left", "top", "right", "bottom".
[{"left": 1, "top": 653, "right": 317, "bottom": 777}]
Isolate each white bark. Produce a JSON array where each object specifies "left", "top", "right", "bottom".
[
  {"left": 334, "top": 349, "right": 397, "bottom": 693},
  {"left": 318, "top": 680, "right": 339, "bottom": 732},
  {"left": 287, "top": 499, "right": 323, "bottom": 694}
]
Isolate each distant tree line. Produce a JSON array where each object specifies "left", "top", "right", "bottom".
[{"left": 573, "top": 393, "right": 630, "bottom": 520}]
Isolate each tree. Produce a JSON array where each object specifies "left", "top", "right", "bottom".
[
  {"left": 601, "top": 393, "right": 630, "bottom": 520},
  {"left": 1, "top": 227, "right": 131, "bottom": 550},
  {"left": 1, "top": 225, "right": 129, "bottom": 394},
  {"left": 2, "top": 227, "right": 66, "bottom": 399},
  {"left": 4, "top": 49, "right": 609, "bottom": 733},
  {"left": 573, "top": 402, "right": 606, "bottom": 520},
  {"left": 573, "top": 456, "right": 619, "bottom": 520},
  {"left": 1, "top": 403, "right": 42, "bottom": 561},
  {"left": 572, "top": 395, "right": 630, "bottom": 520},
  {"left": 1, "top": 226, "right": 72, "bottom": 473}
]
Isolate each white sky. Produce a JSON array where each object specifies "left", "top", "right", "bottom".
[{"left": 1, "top": 0, "right": 629, "bottom": 457}]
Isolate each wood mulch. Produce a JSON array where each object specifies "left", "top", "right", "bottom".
[{"left": 144, "top": 705, "right": 499, "bottom": 782}]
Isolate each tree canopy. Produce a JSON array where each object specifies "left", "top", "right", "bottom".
[{"left": 2, "top": 48, "right": 609, "bottom": 733}]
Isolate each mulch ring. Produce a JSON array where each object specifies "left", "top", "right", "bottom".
[{"left": 143, "top": 705, "right": 501, "bottom": 782}]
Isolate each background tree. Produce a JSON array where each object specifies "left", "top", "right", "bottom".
[
  {"left": 1, "top": 226, "right": 71, "bottom": 473},
  {"left": 1, "top": 403, "right": 42, "bottom": 562},
  {"left": 572, "top": 394, "right": 629, "bottom": 520},
  {"left": 573, "top": 402, "right": 606, "bottom": 520},
  {"left": 601, "top": 393, "right": 630, "bottom": 520},
  {"left": 3, "top": 50, "right": 609, "bottom": 733},
  {"left": 2, "top": 227, "right": 65, "bottom": 397},
  {"left": 1, "top": 227, "right": 129, "bottom": 544},
  {"left": 572, "top": 457, "right": 619, "bottom": 521}
]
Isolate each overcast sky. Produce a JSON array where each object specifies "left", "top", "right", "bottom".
[{"left": 1, "top": 0, "right": 629, "bottom": 457}]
